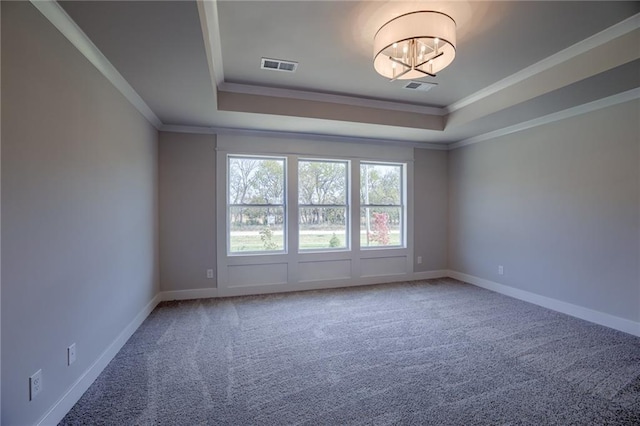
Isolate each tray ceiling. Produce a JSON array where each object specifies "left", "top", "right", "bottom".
[{"left": 56, "top": 0, "right": 640, "bottom": 145}]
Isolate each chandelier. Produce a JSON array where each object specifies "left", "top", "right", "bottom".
[{"left": 373, "top": 11, "right": 456, "bottom": 80}]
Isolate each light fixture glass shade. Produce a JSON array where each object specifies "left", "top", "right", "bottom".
[{"left": 373, "top": 11, "right": 456, "bottom": 80}]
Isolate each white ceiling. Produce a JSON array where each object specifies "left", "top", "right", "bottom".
[{"left": 58, "top": 0, "right": 640, "bottom": 146}]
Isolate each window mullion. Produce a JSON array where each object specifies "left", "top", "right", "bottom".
[
  {"left": 287, "top": 154, "right": 298, "bottom": 255},
  {"left": 298, "top": 204, "right": 347, "bottom": 208},
  {"left": 229, "top": 204, "right": 284, "bottom": 207},
  {"left": 351, "top": 159, "right": 361, "bottom": 252}
]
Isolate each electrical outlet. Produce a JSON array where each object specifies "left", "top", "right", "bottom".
[
  {"left": 206, "top": 269, "right": 214, "bottom": 279},
  {"left": 68, "top": 343, "right": 77, "bottom": 366},
  {"left": 29, "top": 369, "right": 42, "bottom": 400},
  {"left": 417, "top": 256, "right": 422, "bottom": 264},
  {"left": 498, "top": 265, "right": 504, "bottom": 275}
]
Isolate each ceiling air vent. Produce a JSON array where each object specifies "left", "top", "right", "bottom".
[
  {"left": 402, "top": 81, "right": 437, "bottom": 92},
  {"left": 261, "top": 57, "right": 298, "bottom": 73}
]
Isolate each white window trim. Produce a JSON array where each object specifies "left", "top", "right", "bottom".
[{"left": 216, "top": 134, "right": 414, "bottom": 295}]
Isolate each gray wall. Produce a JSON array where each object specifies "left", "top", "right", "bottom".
[
  {"left": 159, "top": 131, "right": 216, "bottom": 291},
  {"left": 449, "top": 100, "right": 640, "bottom": 322},
  {"left": 1, "top": 3, "right": 159, "bottom": 425},
  {"left": 158, "top": 137, "right": 449, "bottom": 293},
  {"left": 413, "top": 148, "right": 448, "bottom": 271}
]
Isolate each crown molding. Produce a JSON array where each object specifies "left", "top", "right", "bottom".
[
  {"left": 449, "top": 88, "right": 640, "bottom": 150},
  {"left": 30, "top": 0, "right": 162, "bottom": 129},
  {"left": 446, "top": 13, "right": 640, "bottom": 114},
  {"left": 197, "top": 0, "right": 224, "bottom": 89},
  {"left": 219, "top": 82, "right": 446, "bottom": 116},
  {"left": 160, "top": 124, "right": 216, "bottom": 134},
  {"left": 160, "top": 124, "right": 449, "bottom": 150}
]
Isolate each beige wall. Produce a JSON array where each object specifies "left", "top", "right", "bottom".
[
  {"left": 159, "top": 131, "right": 216, "bottom": 291},
  {"left": 1, "top": 3, "right": 158, "bottom": 425},
  {"left": 449, "top": 100, "right": 640, "bottom": 322},
  {"left": 413, "top": 148, "right": 448, "bottom": 271}
]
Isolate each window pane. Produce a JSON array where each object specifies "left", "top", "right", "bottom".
[
  {"left": 299, "top": 207, "right": 347, "bottom": 250},
  {"left": 360, "top": 163, "right": 402, "bottom": 205},
  {"left": 229, "top": 157, "right": 285, "bottom": 205},
  {"left": 298, "top": 160, "right": 347, "bottom": 204},
  {"left": 229, "top": 206, "right": 284, "bottom": 252},
  {"left": 360, "top": 207, "right": 402, "bottom": 247}
]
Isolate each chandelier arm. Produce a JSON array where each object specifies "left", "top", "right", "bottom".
[
  {"left": 414, "top": 68, "right": 437, "bottom": 78},
  {"left": 389, "top": 67, "right": 412, "bottom": 82},
  {"left": 388, "top": 56, "right": 411, "bottom": 68},
  {"left": 415, "top": 51, "right": 444, "bottom": 69}
]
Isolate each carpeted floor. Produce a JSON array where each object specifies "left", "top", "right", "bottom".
[{"left": 60, "top": 278, "right": 640, "bottom": 425}]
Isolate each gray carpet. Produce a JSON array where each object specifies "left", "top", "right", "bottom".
[{"left": 60, "top": 278, "right": 640, "bottom": 425}]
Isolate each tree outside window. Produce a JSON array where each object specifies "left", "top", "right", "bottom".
[
  {"left": 360, "top": 162, "right": 404, "bottom": 248},
  {"left": 228, "top": 155, "right": 286, "bottom": 253},
  {"left": 298, "top": 159, "right": 349, "bottom": 251}
]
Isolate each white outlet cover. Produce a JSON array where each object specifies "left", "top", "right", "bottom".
[
  {"left": 30, "top": 369, "right": 42, "bottom": 400},
  {"left": 206, "top": 269, "right": 214, "bottom": 279},
  {"left": 68, "top": 343, "right": 77, "bottom": 365}
]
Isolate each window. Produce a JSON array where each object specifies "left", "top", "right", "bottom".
[
  {"left": 226, "top": 155, "right": 406, "bottom": 255},
  {"left": 360, "top": 162, "right": 404, "bottom": 248},
  {"left": 298, "top": 159, "right": 349, "bottom": 251},
  {"left": 218, "top": 136, "right": 414, "bottom": 290},
  {"left": 228, "top": 155, "right": 286, "bottom": 254}
]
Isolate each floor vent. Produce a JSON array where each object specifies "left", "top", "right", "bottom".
[
  {"left": 261, "top": 58, "right": 298, "bottom": 73},
  {"left": 402, "top": 81, "right": 437, "bottom": 92}
]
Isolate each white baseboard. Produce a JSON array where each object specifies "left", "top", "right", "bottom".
[
  {"left": 412, "top": 270, "right": 449, "bottom": 280},
  {"left": 161, "top": 287, "right": 219, "bottom": 301},
  {"left": 37, "top": 293, "right": 162, "bottom": 426},
  {"left": 159, "top": 270, "right": 448, "bottom": 301},
  {"left": 218, "top": 275, "right": 393, "bottom": 298},
  {"left": 217, "top": 269, "right": 449, "bottom": 298},
  {"left": 447, "top": 270, "right": 640, "bottom": 337}
]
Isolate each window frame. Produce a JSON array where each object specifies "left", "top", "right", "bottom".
[
  {"left": 216, "top": 134, "right": 414, "bottom": 292},
  {"left": 226, "top": 154, "right": 288, "bottom": 256},
  {"left": 359, "top": 161, "right": 406, "bottom": 250}
]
